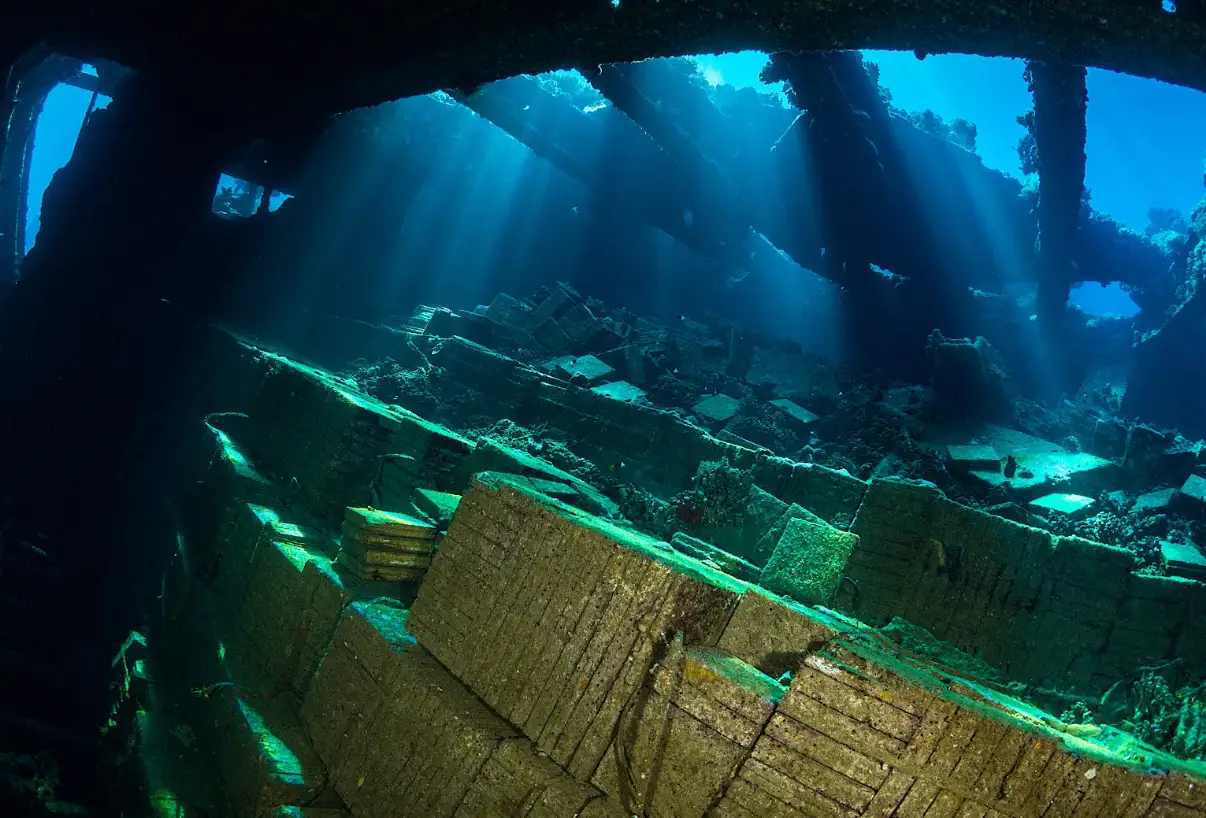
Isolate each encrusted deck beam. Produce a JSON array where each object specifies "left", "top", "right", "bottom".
[{"left": 36, "top": 0, "right": 1206, "bottom": 125}]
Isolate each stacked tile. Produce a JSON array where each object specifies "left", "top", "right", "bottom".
[
  {"left": 719, "top": 647, "right": 916, "bottom": 818},
  {"left": 373, "top": 453, "right": 425, "bottom": 511},
  {"left": 715, "top": 587, "right": 849, "bottom": 679},
  {"left": 246, "top": 358, "right": 400, "bottom": 518},
  {"left": 338, "top": 507, "right": 437, "bottom": 582},
  {"left": 461, "top": 439, "right": 618, "bottom": 518},
  {"left": 455, "top": 738, "right": 565, "bottom": 817},
  {"left": 840, "top": 477, "right": 1206, "bottom": 696},
  {"left": 373, "top": 428, "right": 475, "bottom": 511},
  {"left": 1108, "top": 573, "right": 1199, "bottom": 689},
  {"left": 217, "top": 692, "right": 343, "bottom": 818},
  {"left": 711, "top": 587, "right": 1206, "bottom": 817},
  {"left": 245, "top": 356, "right": 472, "bottom": 523},
  {"left": 844, "top": 478, "right": 1061, "bottom": 673},
  {"left": 212, "top": 503, "right": 305, "bottom": 610},
  {"left": 387, "top": 404, "right": 475, "bottom": 493},
  {"left": 712, "top": 631, "right": 1193, "bottom": 818},
  {"left": 671, "top": 531, "right": 761, "bottom": 582},
  {"left": 1025, "top": 534, "right": 1134, "bottom": 690},
  {"left": 407, "top": 473, "right": 747, "bottom": 781},
  {"left": 237, "top": 534, "right": 347, "bottom": 696},
  {"left": 455, "top": 738, "right": 627, "bottom": 818},
  {"left": 301, "top": 601, "right": 520, "bottom": 817},
  {"left": 413, "top": 487, "right": 462, "bottom": 530},
  {"left": 188, "top": 425, "right": 279, "bottom": 558},
  {"left": 531, "top": 379, "right": 747, "bottom": 492},
  {"left": 204, "top": 425, "right": 277, "bottom": 502},
  {"left": 428, "top": 336, "right": 544, "bottom": 416},
  {"left": 751, "top": 458, "right": 869, "bottom": 529},
  {"left": 592, "top": 646, "right": 784, "bottom": 817}
]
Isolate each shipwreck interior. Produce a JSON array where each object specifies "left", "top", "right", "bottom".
[{"left": 4, "top": 2, "right": 1206, "bottom": 816}]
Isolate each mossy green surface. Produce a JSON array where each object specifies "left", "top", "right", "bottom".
[
  {"left": 476, "top": 470, "right": 751, "bottom": 596},
  {"left": 685, "top": 647, "right": 786, "bottom": 708},
  {"left": 413, "top": 488, "right": 462, "bottom": 526},
  {"left": 759, "top": 516, "right": 857, "bottom": 606},
  {"left": 671, "top": 532, "right": 760, "bottom": 582},
  {"left": 348, "top": 601, "right": 414, "bottom": 648}
]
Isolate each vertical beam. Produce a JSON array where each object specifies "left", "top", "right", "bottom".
[
  {"left": 1025, "top": 60, "right": 1088, "bottom": 396},
  {"left": 769, "top": 51, "right": 978, "bottom": 379},
  {"left": 1027, "top": 61, "right": 1088, "bottom": 332},
  {"left": 0, "top": 74, "right": 244, "bottom": 741}
]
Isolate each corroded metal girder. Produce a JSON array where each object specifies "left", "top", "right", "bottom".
[
  {"left": 36, "top": 0, "right": 1206, "bottom": 125},
  {"left": 1028, "top": 60, "right": 1088, "bottom": 330}
]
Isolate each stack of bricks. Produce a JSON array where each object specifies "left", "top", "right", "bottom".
[
  {"left": 186, "top": 424, "right": 280, "bottom": 571},
  {"left": 236, "top": 529, "right": 347, "bottom": 696},
  {"left": 338, "top": 507, "right": 437, "bottom": 582},
  {"left": 215, "top": 692, "right": 343, "bottom": 817},
  {"left": 592, "top": 644, "right": 785, "bottom": 816},
  {"left": 407, "top": 473, "right": 747, "bottom": 783},
  {"left": 751, "top": 456, "right": 870, "bottom": 530},
  {"left": 246, "top": 357, "right": 402, "bottom": 519},
  {"left": 428, "top": 335, "right": 547, "bottom": 420},
  {"left": 532, "top": 379, "right": 754, "bottom": 494},
  {"left": 159, "top": 504, "right": 351, "bottom": 815},
  {"left": 457, "top": 736, "right": 626, "bottom": 817},
  {"left": 710, "top": 588, "right": 1206, "bottom": 818},
  {"left": 840, "top": 477, "right": 1206, "bottom": 695},
  {"left": 403, "top": 475, "right": 1206, "bottom": 818},
  {"left": 244, "top": 355, "right": 472, "bottom": 523},
  {"left": 300, "top": 600, "right": 626, "bottom": 817},
  {"left": 173, "top": 360, "right": 1206, "bottom": 818},
  {"left": 714, "top": 636, "right": 1175, "bottom": 818},
  {"left": 212, "top": 502, "right": 335, "bottom": 612}
]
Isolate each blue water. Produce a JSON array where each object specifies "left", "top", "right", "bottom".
[
  {"left": 694, "top": 51, "right": 1205, "bottom": 236},
  {"left": 25, "top": 82, "right": 110, "bottom": 252},
  {"left": 213, "top": 174, "right": 293, "bottom": 216}
]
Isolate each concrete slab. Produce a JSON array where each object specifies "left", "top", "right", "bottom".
[
  {"left": 1133, "top": 487, "right": 1177, "bottom": 515},
  {"left": 693, "top": 394, "right": 742, "bottom": 425},
  {"left": 557, "top": 355, "right": 614, "bottom": 384},
  {"left": 1162, "top": 540, "right": 1206, "bottom": 581},
  {"left": 768, "top": 399, "right": 819, "bottom": 433},
  {"left": 1028, "top": 493, "right": 1097, "bottom": 521},
  {"left": 1107, "top": 490, "right": 1131, "bottom": 509},
  {"left": 957, "top": 425, "right": 1119, "bottom": 501},
  {"left": 591, "top": 381, "right": 647, "bottom": 404},
  {"left": 1174, "top": 474, "right": 1206, "bottom": 519},
  {"left": 946, "top": 443, "right": 1000, "bottom": 473},
  {"left": 970, "top": 450, "right": 1118, "bottom": 502}
]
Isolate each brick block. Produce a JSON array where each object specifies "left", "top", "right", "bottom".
[
  {"left": 238, "top": 540, "right": 347, "bottom": 696},
  {"left": 760, "top": 517, "right": 859, "bottom": 606},
  {"left": 217, "top": 692, "right": 339, "bottom": 818},
  {"left": 409, "top": 474, "right": 746, "bottom": 776}
]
